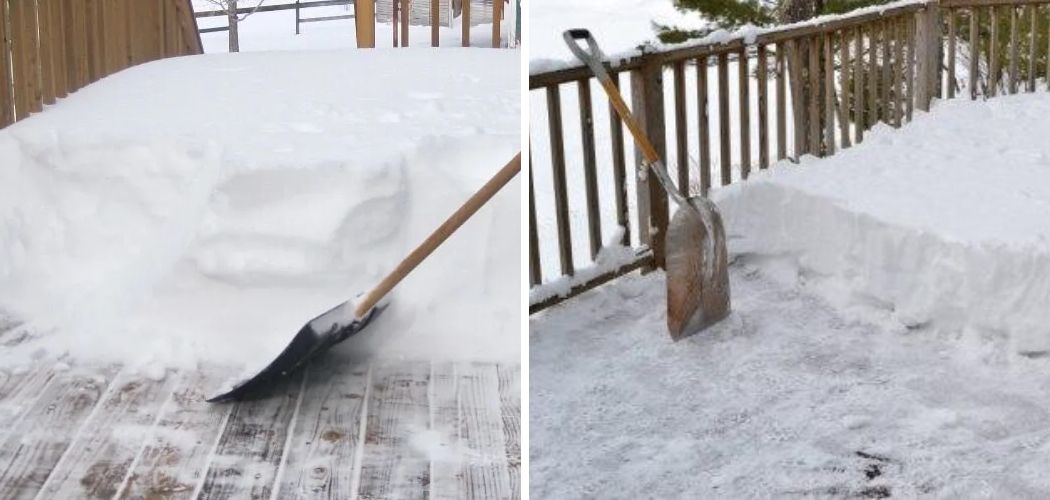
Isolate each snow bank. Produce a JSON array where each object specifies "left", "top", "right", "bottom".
[
  {"left": 0, "top": 49, "right": 519, "bottom": 372},
  {"left": 716, "top": 93, "right": 1050, "bottom": 357}
]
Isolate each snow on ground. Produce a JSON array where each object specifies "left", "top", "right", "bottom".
[
  {"left": 191, "top": 0, "right": 509, "bottom": 52},
  {"left": 0, "top": 49, "right": 519, "bottom": 375},
  {"left": 531, "top": 262, "right": 1050, "bottom": 498},
  {"left": 717, "top": 93, "right": 1050, "bottom": 358}
]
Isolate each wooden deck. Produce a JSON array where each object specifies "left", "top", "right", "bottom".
[{"left": 0, "top": 355, "right": 520, "bottom": 500}]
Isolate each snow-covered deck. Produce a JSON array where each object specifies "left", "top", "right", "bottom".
[{"left": 0, "top": 326, "right": 520, "bottom": 499}]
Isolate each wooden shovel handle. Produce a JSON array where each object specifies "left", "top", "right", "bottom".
[{"left": 354, "top": 152, "right": 522, "bottom": 316}]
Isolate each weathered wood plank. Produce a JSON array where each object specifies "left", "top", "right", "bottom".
[
  {"left": 673, "top": 61, "right": 689, "bottom": 195},
  {"left": 775, "top": 43, "right": 787, "bottom": 160},
  {"left": 38, "top": 0, "right": 55, "bottom": 106},
  {"left": 1026, "top": 4, "right": 1036, "bottom": 92},
  {"left": 738, "top": 48, "right": 751, "bottom": 179},
  {"left": 457, "top": 363, "right": 512, "bottom": 500},
  {"left": 837, "top": 32, "right": 851, "bottom": 150},
  {"left": 823, "top": 34, "right": 835, "bottom": 155},
  {"left": 990, "top": 6, "right": 1000, "bottom": 95},
  {"left": 608, "top": 72, "right": 630, "bottom": 246},
  {"left": 0, "top": 365, "right": 119, "bottom": 500},
  {"left": 40, "top": 369, "right": 182, "bottom": 499},
  {"left": 196, "top": 369, "right": 306, "bottom": 500},
  {"left": 52, "top": 0, "right": 69, "bottom": 99},
  {"left": 717, "top": 52, "right": 731, "bottom": 184},
  {"left": 893, "top": 18, "right": 904, "bottom": 126},
  {"left": 461, "top": 0, "right": 470, "bottom": 47},
  {"left": 807, "top": 36, "right": 820, "bottom": 156},
  {"left": 854, "top": 27, "right": 865, "bottom": 142},
  {"left": 0, "top": 0, "right": 11, "bottom": 128},
  {"left": 868, "top": 23, "right": 879, "bottom": 126},
  {"left": 528, "top": 160, "right": 541, "bottom": 287},
  {"left": 429, "top": 362, "right": 463, "bottom": 500},
  {"left": 696, "top": 56, "right": 712, "bottom": 194},
  {"left": 497, "top": 366, "right": 520, "bottom": 500},
  {"left": 545, "top": 85, "right": 573, "bottom": 277},
  {"left": 756, "top": 45, "right": 770, "bottom": 169},
  {"left": 276, "top": 358, "right": 369, "bottom": 499},
  {"left": 788, "top": 39, "right": 805, "bottom": 157},
  {"left": 432, "top": 0, "right": 439, "bottom": 47},
  {"left": 948, "top": 9, "right": 958, "bottom": 98},
  {"left": 1009, "top": 5, "right": 1019, "bottom": 94},
  {"left": 358, "top": 362, "right": 431, "bottom": 500},
  {"left": 117, "top": 367, "right": 237, "bottom": 500},
  {"left": 0, "top": 363, "right": 57, "bottom": 436},
  {"left": 970, "top": 7, "right": 980, "bottom": 99},
  {"left": 904, "top": 16, "right": 915, "bottom": 121},
  {"left": 881, "top": 19, "right": 892, "bottom": 122},
  {"left": 578, "top": 78, "right": 603, "bottom": 257}
]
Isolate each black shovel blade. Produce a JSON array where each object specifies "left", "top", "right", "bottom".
[{"left": 206, "top": 301, "right": 387, "bottom": 403}]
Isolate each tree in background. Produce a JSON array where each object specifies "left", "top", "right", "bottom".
[
  {"left": 655, "top": 0, "right": 890, "bottom": 43},
  {"left": 202, "top": 0, "right": 267, "bottom": 52}
]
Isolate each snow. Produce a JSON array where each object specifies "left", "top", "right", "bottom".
[
  {"left": 528, "top": 226, "right": 639, "bottom": 304},
  {"left": 716, "top": 93, "right": 1050, "bottom": 357},
  {"left": 531, "top": 262, "right": 1050, "bottom": 498},
  {"left": 0, "top": 49, "right": 519, "bottom": 372}
]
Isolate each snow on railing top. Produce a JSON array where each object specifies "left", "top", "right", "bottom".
[{"left": 529, "top": 0, "right": 926, "bottom": 77}]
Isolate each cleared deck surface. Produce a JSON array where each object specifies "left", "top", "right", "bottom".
[{"left": 0, "top": 353, "right": 520, "bottom": 500}]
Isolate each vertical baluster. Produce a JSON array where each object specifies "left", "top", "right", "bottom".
[
  {"left": 697, "top": 56, "right": 712, "bottom": 194},
  {"left": 738, "top": 48, "right": 751, "bottom": 179},
  {"left": 674, "top": 61, "right": 689, "bottom": 195},
  {"left": 546, "top": 85, "right": 574, "bottom": 276},
  {"left": 577, "top": 79, "right": 602, "bottom": 258},
  {"left": 757, "top": 44, "right": 770, "bottom": 169}
]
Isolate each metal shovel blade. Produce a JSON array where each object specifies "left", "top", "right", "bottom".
[
  {"left": 206, "top": 302, "right": 386, "bottom": 403},
  {"left": 665, "top": 196, "right": 731, "bottom": 340}
]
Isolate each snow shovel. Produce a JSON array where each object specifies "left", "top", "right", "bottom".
[
  {"left": 207, "top": 152, "right": 522, "bottom": 402},
  {"left": 564, "top": 29, "right": 730, "bottom": 340}
]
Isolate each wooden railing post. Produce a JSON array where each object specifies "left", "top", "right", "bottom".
[
  {"left": 355, "top": 0, "right": 376, "bottom": 48},
  {"left": 914, "top": 1, "right": 942, "bottom": 111},
  {"left": 630, "top": 58, "right": 669, "bottom": 271}
]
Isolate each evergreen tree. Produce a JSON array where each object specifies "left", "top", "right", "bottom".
[{"left": 656, "top": 0, "right": 893, "bottom": 43}]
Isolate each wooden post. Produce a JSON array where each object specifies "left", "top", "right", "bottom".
[
  {"left": 631, "top": 61, "right": 668, "bottom": 271},
  {"left": 462, "top": 0, "right": 470, "bottom": 47},
  {"left": 0, "top": 0, "right": 13, "bottom": 128},
  {"left": 400, "top": 0, "right": 409, "bottom": 47},
  {"left": 492, "top": 0, "right": 503, "bottom": 47},
  {"left": 528, "top": 156, "right": 542, "bottom": 287},
  {"left": 392, "top": 0, "right": 398, "bottom": 47},
  {"left": 431, "top": 0, "right": 439, "bottom": 46},
  {"left": 295, "top": 0, "right": 301, "bottom": 35},
  {"left": 355, "top": 0, "right": 375, "bottom": 48},
  {"left": 969, "top": 7, "right": 979, "bottom": 99},
  {"left": 914, "top": 1, "right": 942, "bottom": 111}
]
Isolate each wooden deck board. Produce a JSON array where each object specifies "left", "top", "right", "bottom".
[
  {"left": 41, "top": 368, "right": 182, "bottom": 499},
  {"left": 196, "top": 369, "right": 306, "bottom": 500},
  {"left": 0, "top": 360, "right": 519, "bottom": 500},
  {"left": 458, "top": 363, "right": 513, "bottom": 500},
  {"left": 118, "top": 367, "right": 237, "bottom": 500},
  {"left": 358, "top": 362, "right": 432, "bottom": 500},
  {"left": 430, "top": 362, "right": 465, "bottom": 500},
  {"left": 0, "top": 365, "right": 119, "bottom": 500},
  {"left": 497, "top": 365, "right": 521, "bottom": 500},
  {"left": 275, "top": 357, "right": 369, "bottom": 499}
]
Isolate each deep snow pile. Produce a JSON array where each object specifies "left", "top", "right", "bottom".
[
  {"left": 531, "top": 264, "right": 1050, "bottom": 498},
  {"left": 0, "top": 49, "right": 519, "bottom": 373},
  {"left": 716, "top": 93, "right": 1050, "bottom": 358}
]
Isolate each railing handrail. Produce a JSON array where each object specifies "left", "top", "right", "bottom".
[{"left": 530, "top": 1, "right": 929, "bottom": 89}]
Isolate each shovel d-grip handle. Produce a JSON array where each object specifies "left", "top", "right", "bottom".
[
  {"left": 563, "top": 29, "right": 691, "bottom": 210},
  {"left": 354, "top": 152, "right": 522, "bottom": 317}
]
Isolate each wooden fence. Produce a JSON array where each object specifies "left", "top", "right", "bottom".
[
  {"left": 390, "top": 0, "right": 504, "bottom": 47},
  {"left": 529, "top": 0, "right": 1050, "bottom": 313},
  {"left": 0, "top": 0, "right": 202, "bottom": 130}
]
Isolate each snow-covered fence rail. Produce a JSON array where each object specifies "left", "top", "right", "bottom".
[
  {"left": 529, "top": 0, "right": 1050, "bottom": 314},
  {"left": 0, "top": 0, "right": 202, "bottom": 130}
]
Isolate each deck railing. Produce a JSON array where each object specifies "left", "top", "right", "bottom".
[
  {"left": 529, "top": 0, "right": 1050, "bottom": 314},
  {"left": 0, "top": 0, "right": 203, "bottom": 130}
]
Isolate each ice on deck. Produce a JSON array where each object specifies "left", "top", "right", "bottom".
[{"left": 716, "top": 93, "right": 1050, "bottom": 355}]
